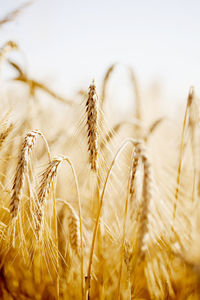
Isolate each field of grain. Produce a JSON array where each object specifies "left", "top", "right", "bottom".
[{"left": 0, "top": 4, "right": 200, "bottom": 300}]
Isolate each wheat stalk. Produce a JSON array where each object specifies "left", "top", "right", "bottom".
[
  {"left": 129, "top": 66, "right": 141, "bottom": 121},
  {"left": 172, "top": 87, "right": 193, "bottom": 226},
  {"left": 0, "top": 41, "right": 18, "bottom": 72},
  {"left": 117, "top": 141, "right": 153, "bottom": 299},
  {"left": 117, "top": 141, "right": 144, "bottom": 299},
  {"left": 86, "top": 138, "right": 141, "bottom": 299},
  {"left": 101, "top": 64, "right": 115, "bottom": 108},
  {"left": 9, "top": 60, "right": 75, "bottom": 105},
  {"left": 36, "top": 156, "right": 84, "bottom": 299},
  {"left": 0, "top": 2, "right": 32, "bottom": 28}
]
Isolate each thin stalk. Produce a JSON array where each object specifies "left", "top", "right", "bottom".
[
  {"left": 172, "top": 88, "right": 192, "bottom": 227},
  {"left": 117, "top": 191, "right": 129, "bottom": 300},
  {"left": 117, "top": 148, "right": 140, "bottom": 299},
  {"left": 63, "top": 158, "right": 84, "bottom": 300},
  {"left": 52, "top": 179, "right": 59, "bottom": 300},
  {"left": 85, "top": 138, "right": 140, "bottom": 299}
]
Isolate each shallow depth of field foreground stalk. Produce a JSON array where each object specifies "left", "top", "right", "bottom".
[{"left": 85, "top": 138, "right": 142, "bottom": 299}]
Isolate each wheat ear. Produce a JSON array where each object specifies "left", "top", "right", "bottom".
[
  {"left": 86, "top": 80, "right": 99, "bottom": 171},
  {"left": 10, "top": 130, "right": 42, "bottom": 220},
  {"left": 35, "top": 158, "right": 62, "bottom": 235},
  {"left": 137, "top": 145, "right": 153, "bottom": 260},
  {"left": 57, "top": 200, "right": 80, "bottom": 256}
]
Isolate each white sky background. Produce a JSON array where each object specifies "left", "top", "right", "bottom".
[{"left": 1, "top": 0, "right": 200, "bottom": 109}]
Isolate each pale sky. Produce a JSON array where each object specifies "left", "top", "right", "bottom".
[{"left": 1, "top": 0, "right": 200, "bottom": 103}]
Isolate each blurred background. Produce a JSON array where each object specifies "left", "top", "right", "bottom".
[{"left": 1, "top": 0, "right": 200, "bottom": 113}]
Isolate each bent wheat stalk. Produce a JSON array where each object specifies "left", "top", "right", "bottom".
[
  {"left": 0, "top": 41, "right": 18, "bottom": 70},
  {"left": 85, "top": 138, "right": 142, "bottom": 299},
  {"left": 172, "top": 87, "right": 193, "bottom": 227},
  {"left": 36, "top": 156, "right": 84, "bottom": 300},
  {"left": 0, "top": 2, "right": 32, "bottom": 28},
  {"left": 101, "top": 63, "right": 116, "bottom": 109},
  {"left": 101, "top": 64, "right": 142, "bottom": 121},
  {"left": 9, "top": 60, "right": 75, "bottom": 105},
  {"left": 129, "top": 66, "right": 141, "bottom": 121}
]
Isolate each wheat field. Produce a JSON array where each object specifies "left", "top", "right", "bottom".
[{"left": 0, "top": 4, "right": 200, "bottom": 300}]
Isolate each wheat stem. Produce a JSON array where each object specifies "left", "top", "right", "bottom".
[
  {"left": 86, "top": 138, "right": 141, "bottom": 299},
  {"left": 172, "top": 87, "right": 193, "bottom": 227}
]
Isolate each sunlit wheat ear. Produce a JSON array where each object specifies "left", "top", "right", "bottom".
[
  {"left": 124, "top": 240, "right": 133, "bottom": 273},
  {"left": 35, "top": 158, "right": 62, "bottom": 237},
  {"left": 60, "top": 202, "right": 80, "bottom": 256},
  {"left": 136, "top": 144, "right": 153, "bottom": 260},
  {"left": 57, "top": 201, "right": 80, "bottom": 256},
  {"left": 68, "top": 207, "right": 80, "bottom": 255},
  {"left": 86, "top": 80, "right": 99, "bottom": 171},
  {"left": 10, "top": 130, "right": 42, "bottom": 220}
]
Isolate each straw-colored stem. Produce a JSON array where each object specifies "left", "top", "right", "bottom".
[
  {"left": 129, "top": 67, "right": 141, "bottom": 121},
  {"left": 117, "top": 191, "right": 129, "bottom": 300},
  {"left": 117, "top": 148, "right": 140, "bottom": 298},
  {"left": 86, "top": 138, "right": 140, "bottom": 299},
  {"left": 52, "top": 179, "right": 59, "bottom": 300},
  {"left": 54, "top": 158, "right": 84, "bottom": 300},
  {"left": 172, "top": 89, "right": 192, "bottom": 225},
  {"left": 64, "top": 158, "right": 84, "bottom": 300}
]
